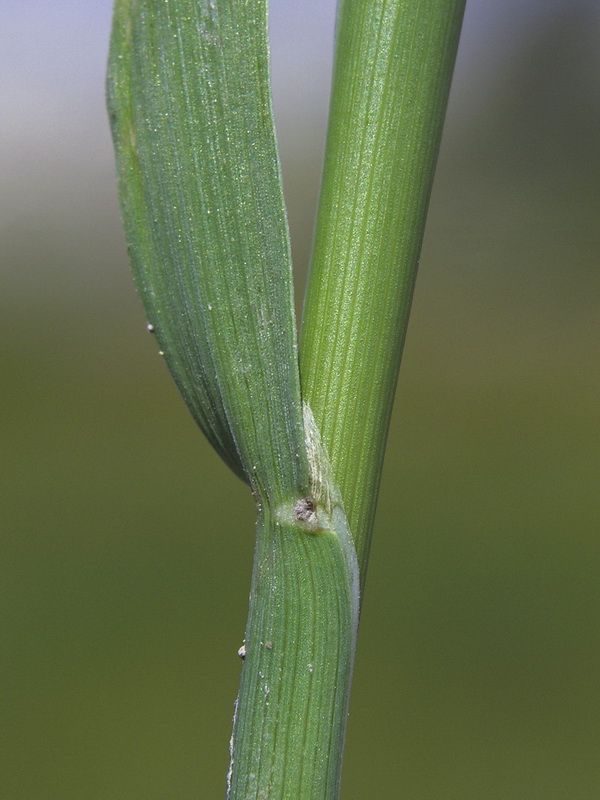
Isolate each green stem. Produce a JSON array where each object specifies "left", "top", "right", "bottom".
[
  {"left": 228, "top": 425, "right": 359, "bottom": 799},
  {"left": 301, "top": 0, "right": 465, "bottom": 585}
]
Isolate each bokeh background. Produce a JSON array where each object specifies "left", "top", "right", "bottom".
[{"left": 2, "top": 1, "right": 600, "bottom": 797}]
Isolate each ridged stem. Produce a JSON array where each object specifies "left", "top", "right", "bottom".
[
  {"left": 301, "top": 0, "right": 466, "bottom": 584},
  {"left": 227, "top": 489, "right": 359, "bottom": 799}
]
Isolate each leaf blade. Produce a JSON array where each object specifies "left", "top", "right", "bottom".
[{"left": 107, "top": 0, "right": 306, "bottom": 500}]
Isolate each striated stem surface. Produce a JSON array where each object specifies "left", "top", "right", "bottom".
[{"left": 301, "top": 0, "right": 466, "bottom": 584}]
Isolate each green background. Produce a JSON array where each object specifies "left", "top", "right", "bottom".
[{"left": 2, "top": 2, "right": 599, "bottom": 797}]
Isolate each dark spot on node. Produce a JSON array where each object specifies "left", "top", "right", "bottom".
[{"left": 294, "top": 497, "right": 317, "bottom": 523}]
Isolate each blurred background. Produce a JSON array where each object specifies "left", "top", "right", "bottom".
[{"left": 2, "top": 1, "right": 600, "bottom": 797}]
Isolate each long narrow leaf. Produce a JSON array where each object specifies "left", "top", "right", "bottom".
[{"left": 107, "top": 0, "right": 305, "bottom": 501}]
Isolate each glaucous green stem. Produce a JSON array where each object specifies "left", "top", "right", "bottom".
[
  {"left": 228, "top": 490, "right": 359, "bottom": 800},
  {"left": 301, "top": 0, "right": 465, "bottom": 585}
]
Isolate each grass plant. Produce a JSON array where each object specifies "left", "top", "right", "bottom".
[{"left": 107, "top": 0, "right": 465, "bottom": 796}]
